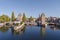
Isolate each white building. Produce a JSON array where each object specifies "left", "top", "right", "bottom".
[{"left": 14, "top": 13, "right": 23, "bottom": 24}]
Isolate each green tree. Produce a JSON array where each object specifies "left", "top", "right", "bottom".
[
  {"left": 11, "top": 12, "right": 15, "bottom": 21},
  {"left": 0, "top": 15, "right": 10, "bottom": 23},
  {"left": 22, "top": 13, "right": 26, "bottom": 22},
  {"left": 29, "top": 16, "right": 33, "bottom": 22}
]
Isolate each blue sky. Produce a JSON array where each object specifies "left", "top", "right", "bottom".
[{"left": 0, "top": 0, "right": 60, "bottom": 18}]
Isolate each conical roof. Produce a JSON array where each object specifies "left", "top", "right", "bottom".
[
  {"left": 41, "top": 13, "right": 45, "bottom": 16},
  {"left": 18, "top": 13, "right": 23, "bottom": 16}
]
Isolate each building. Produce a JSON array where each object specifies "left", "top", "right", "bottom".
[
  {"left": 41, "top": 13, "right": 46, "bottom": 24},
  {"left": 14, "top": 13, "right": 23, "bottom": 24},
  {"left": 55, "top": 18, "right": 60, "bottom": 23},
  {"left": 47, "top": 17, "right": 57, "bottom": 23},
  {"left": 17, "top": 13, "right": 23, "bottom": 21}
]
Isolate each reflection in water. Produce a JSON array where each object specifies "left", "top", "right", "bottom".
[
  {"left": 50, "top": 25, "right": 60, "bottom": 30},
  {"left": 0, "top": 26, "right": 9, "bottom": 32},
  {"left": 50, "top": 25, "right": 56, "bottom": 30},
  {"left": 0, "top": 25, "right": 60, "bottom": 40},
  {"left": 29, "top": 25, "right": 34, "bottom": 29},
  {"left": 11, "top": 26, "right": 26, "bottom": 35},
  {"left": 40, "top": 26, "right": 46, "bottom": 40},
  {"left": 55, "top": 26, "right": 60, "bottom": 30}
]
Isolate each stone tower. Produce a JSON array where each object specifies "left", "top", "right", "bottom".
[
  {"left": 17, "top": 13, "right": 23, "bottom": 21},
  {"left": 41, "top": 13, "right": 46, "bottom": 25}
]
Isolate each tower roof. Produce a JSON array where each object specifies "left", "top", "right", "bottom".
[
  {"left": 18, "top": 13, "right": 23, "bottom": 16},
  {"left": 41, "top": 13, "right": 45, "bottom": 16}
]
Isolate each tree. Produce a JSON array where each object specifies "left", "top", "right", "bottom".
[
  {"left": 0, "top": 15, "right": 10, "bottom": 23},
  {"left": 11, "top": 12, "right": 15, "bottom": 21},
  {"left": 29, "top": 16, "right": 33, "bottom": 22},
  {"left": 22, "top": 13, "right": 26, "bottom": 22}
]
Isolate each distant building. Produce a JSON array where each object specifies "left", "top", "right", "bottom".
[
  {"left": 55, "top": 18, "right": 60, "bottom": 23},
  {"left": 16, "top": 13, "right": 23, "bottom": 22},
  {"left": 33, "top": 18, "right": 37, "bottom": 22},
  {"left": 14, "top": 13, "right": 23, "bottom": 24},
  {"left": 41, "top": 13, "right": 46, "bottom": 24},
  {"left": 47, "top": 17, "right": 57, "bottom": 23}
]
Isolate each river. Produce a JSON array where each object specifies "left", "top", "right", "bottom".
[{"left": 0, "top": 25, "right": 60, "bottom": 40}]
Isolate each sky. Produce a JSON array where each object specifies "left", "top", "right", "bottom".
[{"left": 0, "top": 0, "right": 60, "bottom": 18}]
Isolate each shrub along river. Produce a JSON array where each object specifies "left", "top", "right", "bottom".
[{"left": 0, "top": 25, "right": 60, "bottom": 40}]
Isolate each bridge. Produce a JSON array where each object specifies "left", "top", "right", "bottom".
[
  {"left": 48, "top": 22, "right": 55, "bottom": 25},
  {"left": 25, "top": 22, "right": 37, "bottom": 25}
]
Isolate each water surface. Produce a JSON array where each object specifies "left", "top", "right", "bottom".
[{"left": 0, "top": 25, "right": 60, "bottom": 40}]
